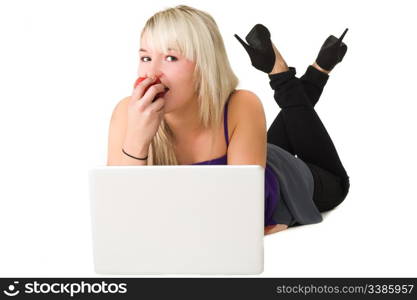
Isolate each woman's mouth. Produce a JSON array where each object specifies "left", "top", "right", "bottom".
[
  {"left": 153, "top": 87, "right": 170, "bottom": 101},
  {"left": 161, "top": 86, "right": 170, "bottom": 96}
]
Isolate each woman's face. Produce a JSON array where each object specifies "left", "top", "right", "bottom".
[{"left": 138, "top": 34, "right": 197, "bottom": 113}]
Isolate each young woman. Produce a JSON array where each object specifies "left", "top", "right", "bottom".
[{"left": 107, "top": 5, "right": 350, "bottom": 236}]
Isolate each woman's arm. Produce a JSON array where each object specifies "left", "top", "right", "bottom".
[
  {"left": 227, "top": 90, "right": 267, "bottom": 168},
  {"left": 107, "top": 97, "right": 149, "bottom": 166}
]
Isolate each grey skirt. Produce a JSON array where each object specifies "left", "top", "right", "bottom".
[{"left": 266, "top": 143, "right": 322, "bottom": 227}]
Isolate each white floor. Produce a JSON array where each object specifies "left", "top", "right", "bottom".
[{"left": 1, "top": 179, "right": 415, "bottom": 277}]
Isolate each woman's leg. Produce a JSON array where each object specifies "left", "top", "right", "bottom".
[
  {"left": 267, "top": 70, "right": 350, "bottom": 211},
  {"left": 300, "top": 64, "right": 330, "bottom": 107},
  {"left": 268, "top": 68, "right": 348, "bottom": 178},
  {"left": 266, "top": 44, "right": 349, "bottom": 212},
  {"left": 267, "top": 63, "right": 330, "bottom": 154}
]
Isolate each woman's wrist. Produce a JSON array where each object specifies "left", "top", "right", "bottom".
[
  {"left": 122, "top": 141, "right": 149, "bottom": 159},
  {"left": 122, "top": 149, "right": 147, "bottom": 160}
]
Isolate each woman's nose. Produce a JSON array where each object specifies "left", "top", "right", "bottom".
[
  {"left": 147, "top": 71, "right": 162, "bottom": 79},
  {"left": 146, "top": 61, "right": 163, "bottom": 79}
]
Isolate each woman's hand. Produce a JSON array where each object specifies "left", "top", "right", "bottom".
[
  {"left": 264, "top": 224, "right": 288, "bottom": 235},
  {"left": 123, "top": 77, "right": 167, "bottom": 155}
]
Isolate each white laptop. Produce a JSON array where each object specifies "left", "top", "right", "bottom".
[{"left": 88, "top": 165, "right": 265, "bottom": 275}]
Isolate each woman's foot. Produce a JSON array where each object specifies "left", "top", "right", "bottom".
[
  {"left": 235, "top": 24, "right": 288, "bottom": 74},
  {"left": 315, "top": 28, "right": 348, "bottom": 72}
]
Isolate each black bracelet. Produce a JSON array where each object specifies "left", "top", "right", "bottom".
[{"left": 122, "top": 148, "right": 148, "bottom": 160}]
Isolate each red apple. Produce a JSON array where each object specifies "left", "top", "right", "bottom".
[
  {"left": 133, "top": 77, "right": 168, "bottom": 102},
  {"left": 133, "top": 76, "right": 161, "bottom": 89}
]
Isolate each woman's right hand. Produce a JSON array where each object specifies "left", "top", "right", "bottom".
[{"left": 123, "top": 77, "right": 167, "bottom": 154}]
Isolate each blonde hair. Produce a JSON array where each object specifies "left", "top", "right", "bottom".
[{"left": 140, "top": 5, "right": 239, "bottom": 165}]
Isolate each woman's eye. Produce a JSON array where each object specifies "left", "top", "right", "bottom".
[
  {"left": 166, "top": 55, "right": 178, "bottom": 62},
  {"left": 140, "top": 56, "right": 151, "bottom": 62}
]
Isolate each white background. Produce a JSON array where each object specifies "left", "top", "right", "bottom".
[{"left": 0, "top": 0, "right": 416, "bottom": 277}]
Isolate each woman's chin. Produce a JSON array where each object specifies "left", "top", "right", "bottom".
[{"left": 161, "top": 102, "right": 171, "bottom": 114}]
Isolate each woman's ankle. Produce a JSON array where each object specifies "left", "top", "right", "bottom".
[
  {"left": 312, "top": 62, "right": 330, "bottom": 74},
  {"left": 269, "top": 43, "right": 289, "bottom": 75},
  {"left": 269, "top": 63, "right": 289, "bottom": 75}
]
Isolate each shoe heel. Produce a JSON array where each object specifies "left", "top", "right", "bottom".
[
  {"left": 339, "top": 28, "right": 349, "bottom": 42},
  {"left": 338, "top": 28, "right": 348, "bottom": 43},
  {"left": 234, "top": 34, "right": 256, "bottom": 56}
]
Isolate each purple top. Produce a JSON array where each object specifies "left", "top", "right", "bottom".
[{"left": 191, "top": 99, "right": 280, "bottom": 226}]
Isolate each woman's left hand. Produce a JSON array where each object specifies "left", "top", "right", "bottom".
[{"left": 264, "top": 224, "right": 288, "bottom": 235}]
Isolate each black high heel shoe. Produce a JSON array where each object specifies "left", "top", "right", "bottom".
[
  {"left": 315, "top": 28, "right": 349, "bottom": 71},
  {"left": 234, "top": 24, "right": 276, "bottom": 73}
]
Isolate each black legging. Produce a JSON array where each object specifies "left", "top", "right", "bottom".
[{"left": 267, "top": 65, "right": 350, "bottom": 212}]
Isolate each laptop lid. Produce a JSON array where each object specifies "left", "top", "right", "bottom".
[{"left": 89, "top": 165, "right": 264, "bottom": 275}]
